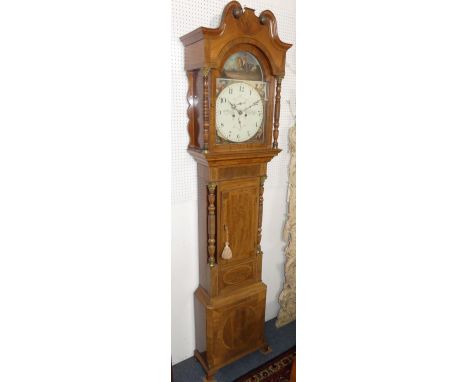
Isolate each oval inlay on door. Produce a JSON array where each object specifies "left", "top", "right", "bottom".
[{"left": 222, "top": 264, "right": 253, "bottom": 285}]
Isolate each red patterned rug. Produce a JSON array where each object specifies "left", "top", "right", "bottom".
[{"left": 234, "top": 347, "right": 295, "bottom": 382}]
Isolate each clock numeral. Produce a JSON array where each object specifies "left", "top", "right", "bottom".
[
  {"left": 236, "top": 134, "right": 240, "bottom": 139},
  {"left": 239, "top": 85, "right": 244, "bottom": 92},
  {"left": 229, "top": 88, "right": 233, "bottom": 94}
]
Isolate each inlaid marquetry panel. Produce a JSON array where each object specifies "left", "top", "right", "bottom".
[
  {"left": 209, "top": 286, "right": 265, "bottom": 367},
  {"left": 217, "top": 178, "right": 259, "bottom": 265},
  {"left": 222, "top": 264, "right": 252, "bottom": 285},
  {"left": 216, "top": 165, "right": 261, "bottom": 180},
  {"left": 219, "top": 260, "right": 256, "bottom": 294},
  {"left": 222, "top": 306, "right": 257, "bottom": 349}
]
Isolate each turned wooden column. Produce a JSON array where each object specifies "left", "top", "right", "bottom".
[
  {"left": 202, "top": 67, "right": 210, "bottom": 151},
  {"left": 273, "top": 76, "right": 283, "bottom": 149},
  {"left": 257, "top": 175, "right": 267, "bottom": 255},
  {"left": 207, "top": 182, "right": 217, "bottom": 267}
]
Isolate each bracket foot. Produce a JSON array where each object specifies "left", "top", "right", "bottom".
[{"left": 259, "top": 344, "right": 272, "bottom": 354}]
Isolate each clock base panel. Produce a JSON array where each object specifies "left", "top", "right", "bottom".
[{"left": 193, "top": 281, "right": 270, "bottom": 376}]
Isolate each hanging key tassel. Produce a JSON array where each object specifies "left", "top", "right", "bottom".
[{"left": 221, "top": 224, "right": 232, "bottom": 260}]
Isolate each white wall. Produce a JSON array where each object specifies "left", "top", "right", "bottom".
[{"left": 171, "top": 0, "right": 295, "bottom": 364}]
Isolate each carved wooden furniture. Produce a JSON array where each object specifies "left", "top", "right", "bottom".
[
  {"left": 180, "top": 2, "right": 291, "bottom": 381},
  {"left": 276, "top": 123, "right": 296, "bottom": 328}
]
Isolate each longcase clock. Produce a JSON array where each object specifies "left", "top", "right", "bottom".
[{"left": 180, "top": 2, "right": 292, "bottom": 381}]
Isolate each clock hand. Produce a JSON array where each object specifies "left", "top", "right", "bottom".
[
  {"left": 241, "top": 99, "right": 261, "bottom": 113},
  {"left": 228, "top": 101, "right": 243, "bottom": 115}
]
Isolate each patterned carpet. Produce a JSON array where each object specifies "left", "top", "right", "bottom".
[
  {"left": 234, "top": 346, "right": 295, "bottom": 382},
  {"left": 172, "top": 318, "right": 296, "bottom": 382}
]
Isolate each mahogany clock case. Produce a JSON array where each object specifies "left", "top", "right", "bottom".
[{"left": 180, "top": 2, "right": 292, "bottom": 380}]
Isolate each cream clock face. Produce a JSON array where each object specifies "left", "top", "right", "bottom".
[{"left": 216, "top": 82, "right": 264, "bottom": 143}]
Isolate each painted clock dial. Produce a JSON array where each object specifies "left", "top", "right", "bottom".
[{"left": 215, "top": 81, "right": 264, "bottom": 143}]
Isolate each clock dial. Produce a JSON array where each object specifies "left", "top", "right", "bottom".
[{"left": 216, "top": 82, "right": 264, "bottom": 143}]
